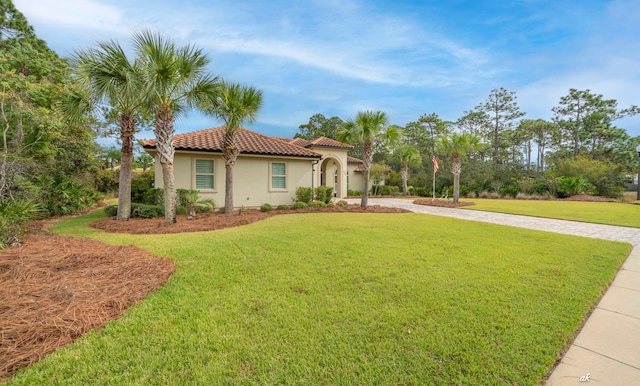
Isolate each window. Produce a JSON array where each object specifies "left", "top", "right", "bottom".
[
  {"left": 271, "top": 162, "right": 286, "bottom": 189},
  {"left": 195, "top": 159, "right": 214, "bottom": 189}
]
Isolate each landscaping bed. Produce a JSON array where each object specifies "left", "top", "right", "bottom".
[
  {"left": 91, "top": 204, "right": 409, "bottom": 234},
  {"left": 0, "top": 232, "right": 175, "bottom": 382}
]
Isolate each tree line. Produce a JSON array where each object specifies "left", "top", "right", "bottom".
[
  {"left": 297, "top": 86, "right": 639, "bottom": 204},
  {"left": 0, "top": 0, "right": 262, "bottom": 247}
]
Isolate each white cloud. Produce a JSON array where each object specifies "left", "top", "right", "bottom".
[{"left": 14, "top": 0, "right": 123, "bottom": 32}]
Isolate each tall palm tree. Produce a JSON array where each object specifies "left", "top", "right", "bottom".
[
  {"left": 338, "top": 110, "right": 400, "bottom": 207},
  {"left": 438, "top": 132, "right": 481, "bottom": 203},
  {"left": 391, "top": 144, "right": 421, "bottom": 196},
  {"left": 133, "top": 30, "right": 220, "bottom": 224},
  {"left": 202, "top": 81, "right": 263, "bottom": 215},
  {"left": 68, "top": 39, "right": 143, "bottom": 220}
]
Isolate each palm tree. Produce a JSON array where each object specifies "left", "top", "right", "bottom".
[
  {"left": 391, "top": 144, "right": 421, "bottom": 196},
  {"left": 437, "top": 132, "right": 481, "bottom": 203},
  {"left": 202, "top": 81, "right": 263, "bottom": 215},
  {"left": 133, "top": 31, "right": 220, "bottom": 224},
  {"left": 68, "top": 39, "right": 143, "bottom": 220},
  {"left": 338, "top": 110, "right": 400, "bottom": 207}
]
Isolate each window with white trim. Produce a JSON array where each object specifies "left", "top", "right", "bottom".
[
  {"left": 271, "top": 162, "right": 286, "bottom": 189},
  {"left": 195, "top": 159, "right": 214, "bottom": 189}
]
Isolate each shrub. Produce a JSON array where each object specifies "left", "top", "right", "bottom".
[
  {"left": 93, "top": 168, "right": 119, "bottom": 193},
  {"left": 314, "top": 186, "right": 334, "bottom": 204},
  {"left": 292, "top": 201, "right": 308, "bottom": 209},
  {"left": 336, "top": 200, "right": 349, "bottom": 207},
  {"left": 499, "top": 185, "right": 519, "bottom": 198},
  {"left": 131, "top": 170, "right": 159, "bottom": 204},
  {"left": 261, "top": 203, "right": 273, "bottom": 212},
  {"left": 374, "top": 185, "right": 399, "bottom": 196},
  {"left": 310, "top": 200, "right": 326, "bottom": 208},
  {"left": 546, "top": 156, "right": 625, "bottom": 198},
  {"left": 104, "top": 205, "right": 118, "bottom": 217},
  {"left": 131, "top": 203, "right": 164, "bottom": 218},
  {"left": 176, "top": 205, "right": 187, "bottom": 215},
  {"left": 556, "top": 176, "right": 592, "bottom": 198},
  {"left": 347, "top": 189, "right": 362, "bottom": 197},
  {"left": 295, "top": 187, "right": 313, "bottom": 204},
  {"left": 277, "top": 204, "right": 290, "bottom": 210}
]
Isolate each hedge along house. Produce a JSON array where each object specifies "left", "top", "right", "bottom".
[{"left": 140, "top": 127, "right": 368, "bottom": 208}]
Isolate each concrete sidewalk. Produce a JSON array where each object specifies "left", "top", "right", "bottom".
[{"left": 348, "top": 198, "right": 640, "bottom": 385}]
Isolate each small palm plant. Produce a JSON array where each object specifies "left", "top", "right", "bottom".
[{"left": 181, "top": 190, "right": 214, "bottom": 220}]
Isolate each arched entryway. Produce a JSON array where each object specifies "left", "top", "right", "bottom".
[{"left": 319, "top": 157, "right": 343, "bottom": 198}]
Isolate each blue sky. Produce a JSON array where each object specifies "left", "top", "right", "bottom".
[{"left": 14, "top": 0, "right": 640, "bottom": 141}]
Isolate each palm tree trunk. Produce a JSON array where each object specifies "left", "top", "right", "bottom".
[
  {"left": 154, "top": 105, "right": 176, "bottom": 224},
  {"left": 400, "top": 164, "right": 408, "bottom": 196},
  {"left": 225, "top": 163, "right": 234, "bottom": 214},
  {"left": 452, "top": 158, "right": 462, "bottom": 203},
  {"left": 223, "top": 129, "right": 240, "bottom": 215},
  {"left": 360, "top": 140, "right": 373, "bottom": 207},
  {"left": 116, "top": 111, "right": 136, "bottom": 220}
]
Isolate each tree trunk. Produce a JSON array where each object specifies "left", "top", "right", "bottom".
[
  {"left": 116, "top": 111, "right": 136, "bottom": 221},
  {"left": 161, "top": 162, "right": 176, "bottom": 223},
  {"left": 154, "top": 104, "right": 176, "bottom": 224},
  {"left": 223, "top": 128, "right": 240, "bottom": 215},
  {"left": 225, "top": 162, "right": 234, "bottom": 215},
  {"left": 452, "top": 157, "right": 462, "bottom": 204},
  {"left": 400, "top": 164, "right": 408, "bottom": 195},
  {"left": 360, "top": 140, "right": 373, "bottom": 208}
]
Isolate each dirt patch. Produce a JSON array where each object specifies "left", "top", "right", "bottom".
[
  {"left": 0, "top": 234, "right": 175, "bottom": 382},
  {"left": 413, "top": 199, "right": 475, "bottom": 208},
  {"left": 91, "top": 204, "right": 410, "bottom": 235}
]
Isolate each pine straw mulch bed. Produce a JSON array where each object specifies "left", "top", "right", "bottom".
[
  {"left": 0, "top": 232, "right": 176, "bottom": 382},
  {"left": 91, "top": 204, "right": 410, "bottom": 234}
]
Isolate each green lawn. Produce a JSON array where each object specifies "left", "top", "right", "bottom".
[
  {"left": 8, "top": 210, "right": 631, "bottom": 385},
  {"left": 463, "top": 198, "right": 640, "bottom": 228}
]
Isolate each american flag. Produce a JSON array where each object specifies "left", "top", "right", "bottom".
[{"left": 432, "top": 154, "right": 439, "bottom": 173}]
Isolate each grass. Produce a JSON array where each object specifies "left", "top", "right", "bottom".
[
  {"left": 8, "top": 210, "right": 631, "bottom": 385},
  {"left": 463, "top": 198, "right": 640, "bottom": 228}
]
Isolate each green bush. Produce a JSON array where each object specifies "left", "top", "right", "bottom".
[
  {"left": 310, "top": 200, "right": 326, "bottom": 208},
  {"left": 292, "top": 201, "right": 308, "bottom": 209},
  {"left": 93, "top": 168, "right": 119, "bottom": 193},
  {"left": 131, "top": 170, "right": 159, "bottom": 204},
  {"left": 499, "top": 185, "right": 519, "bottom": 198},
  {"left": 314, "top": 186, "right": 334, "bottom": 204},
  {"left": 295, "top": 187, "right": 313, "bottom": 204},
  {"left": 0, "top": 199, "right": 43, "bottom": 249},
  {"left": 131, "top": 203, "right": 164, "bottom": 218},
  {"left": 104, "top": 205, "right": 118, "bottom": 217},
  {"left": 556, "top": 176, "right": 592, "bottom": 198},
  {"left": 277, "top": 204, "right": 290, "bottom": 210},
  {"left": 336, "top": 200, "right": 348, "bottom": 207},
  {"left": 347, "top": 189, "right": 362, "bottom": 197},
  {"left": 176, "top": 205, "right": 187, "bottom": 215},
  {"left": 374, "top": 185, "right": 399, "bottom": 196},
  {"left": 546, "top": 156, "right": 625, "bottom": 198},
  {"left": 261, "top": 203, "right": 273, "bottom": 212}
]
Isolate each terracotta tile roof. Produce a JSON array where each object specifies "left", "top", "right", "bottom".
[
  {"left": 285, "top": 136, "right": 353, "bottom": 150},
  {"left": 140, "top": 127, "right": 322, "bottom": 159},
  {"left": 347, "top": 156, "right": 365, "bottom": 172},
  {"left": 309, "top": 136, "right": 354, "bottom": 149}
]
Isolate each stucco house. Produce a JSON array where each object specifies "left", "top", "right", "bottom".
[{"left": 140, "top": 126, "right": 368, "bottom": 208}]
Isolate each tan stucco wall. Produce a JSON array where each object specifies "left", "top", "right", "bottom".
[
  {"left": 151, "top": 151, "right": 315, "bottom": 208},
  {"left": 347, "top": 164, "right": 366, "bottom": 193}
]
